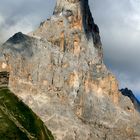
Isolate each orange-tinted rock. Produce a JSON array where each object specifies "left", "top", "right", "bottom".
[{"left": 0, "top": 0, "right": 139, "bottom": 140}]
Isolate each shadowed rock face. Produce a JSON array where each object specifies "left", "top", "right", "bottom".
[
  {"left": 120, "top": 88, "right": 140, "bottom": 112},
  {"left": 0, "top": 0, "right": 140, "bottom": 140}
]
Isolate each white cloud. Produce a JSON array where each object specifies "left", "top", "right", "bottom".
[
  {"left": 0, "top": 16, "right": 35, "bottom": 43},
  {"left": 3, "top": 17, "right": 34, "bottom": 41},
  {"left": 0, "top": 0, "right": 55, "bottom": 43},
  {"left": 0, "top": 14, "right": 4, "bottom": 26}
]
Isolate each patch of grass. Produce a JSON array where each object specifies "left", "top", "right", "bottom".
[{"left": 0, "top": 87, "right": 54, "bottom": 140}]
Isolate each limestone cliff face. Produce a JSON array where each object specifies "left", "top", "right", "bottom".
[
  {"left": 0, "top": 0, "right": 140, "bottom": 140},
  {"left": 0, "top": 73, "right": 54, "bottom": 140}
]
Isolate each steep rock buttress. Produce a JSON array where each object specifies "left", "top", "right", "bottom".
[{"left": 0, "top": 0, "right": 140, "bottom": 140}]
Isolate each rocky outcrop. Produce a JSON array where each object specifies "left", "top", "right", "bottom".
[
  {"left": 120, "top": 88, "right": 140, "bottom": 112},
  {"left": 0, "top": 72, "right": 54, "bottom": 140},
  {"left": 0, "top": 71, "right": 9, "bottom": 86},
  {"left": 0, "top": 0, "right": 140, "bottom": 140}
]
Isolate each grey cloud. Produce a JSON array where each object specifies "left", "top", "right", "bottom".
[
  {"left": 0, "top": 0, "right": 55, "bottom": 42},
  {"left": 91, "top": 0, "right": 140, "bottom": 96}
]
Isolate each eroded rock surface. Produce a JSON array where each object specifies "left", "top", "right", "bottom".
[
  {"left": 0, "top": 72, "right": 54, "bottom": 140},
  {"left": 0, "top": 0, "right": 140, "bottom": 139}
]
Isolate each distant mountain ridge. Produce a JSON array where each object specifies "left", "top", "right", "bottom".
[{"left": 120, "top": 88, "right": 140, "bottom": 112}]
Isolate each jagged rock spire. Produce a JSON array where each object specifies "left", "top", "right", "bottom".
[
  {"left": 29, "top": 0, "right": 102, "bottom": 62},
  {"left": 29, "top": 0, "right": 101, "bottom": 50},
  {"left": 54, "top": 0, "right": 100, "bottom": 43}
]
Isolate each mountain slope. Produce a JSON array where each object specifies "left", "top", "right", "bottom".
[
  {"left": 0, "top": 0, "right": 140, "bottom": 140},
  {"left": 0, "top": 86, "right": 54, "bottom": 140},
  {"left": 120, "top": 88, "right": 140, "bottom": 112}
]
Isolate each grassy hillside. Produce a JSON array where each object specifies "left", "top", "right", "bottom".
[{"left": 0, "top": 87, "right": 54, "bottom": 140}]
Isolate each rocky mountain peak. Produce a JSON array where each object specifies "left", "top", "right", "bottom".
[
  {"left": 30, "top": 0, "right": 102, "bottom": 61},
  {"left": 0, "top": 0, "right": 140, "bottom": 140},
  {"left": 53, "top": 0, "right": 97, "bottom": 38}
]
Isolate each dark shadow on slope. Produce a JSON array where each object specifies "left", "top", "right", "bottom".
[
  {"left": 6, "top": 32, "right": 29, "bottom": 44},
  {"left": 120, "top": 88, "right": 140, "bottom": 113},
  {"left": 1, "top": 32, "right": 35, "bottom": 57}
]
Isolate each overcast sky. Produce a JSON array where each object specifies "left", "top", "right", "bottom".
[{"left": 0, "top": 0, "right": 140, "bottom": 99}]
